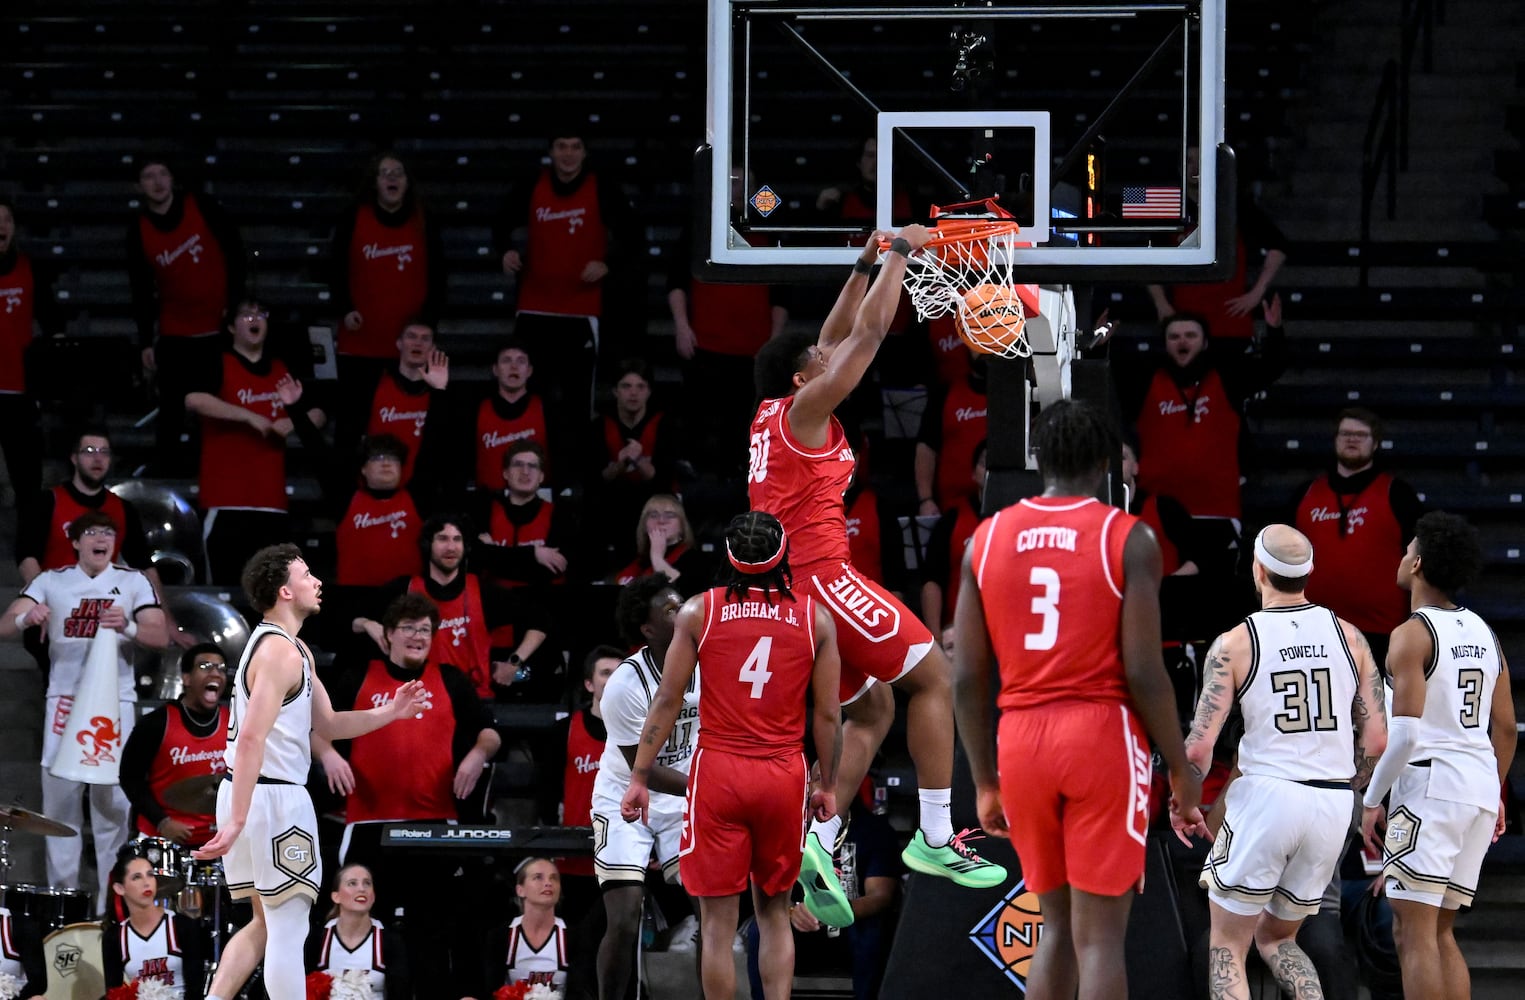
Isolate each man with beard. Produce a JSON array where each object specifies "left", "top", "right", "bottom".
[
  {"left": 186, "top": 298, "right": 326, "bottom": 585},
  {"left": 317, "top": 592, "right": 500, "bottom": 1000},
  {"left": 1294, "top": 408, "right": 1422, "bottom": 666},
  {"left": 1114, "top": 297, "right": 1286, "bottom": 525},
  {"left": 126, "top": 158, "right": 245, "bottom": 471},
  {"left": 17, "top": 429, "right": 153, "bottom": 583},
  {"left": 120, "top": 642, "right": 230, "bottom": 849},
  {"left": 0, "top": 510, "right": 169, "bottom": 904},
  {"left": 352, "top": 516, "right": 549, "bottom": 702}
]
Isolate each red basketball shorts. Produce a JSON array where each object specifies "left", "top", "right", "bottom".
[
  {"left": 678, "top": 747, "right": 810, "bottom": 898},
  {"left": 798, "top": 559, "right": 935, "bottom": 705},
  {"left": 998, "top": 700, "right": 1152, "bottom": 896}
]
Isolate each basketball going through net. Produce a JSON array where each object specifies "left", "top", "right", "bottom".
[{"left": 880, "top": 198, "right": 1039, "bottom": 359}]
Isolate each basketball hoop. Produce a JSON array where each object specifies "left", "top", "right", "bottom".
[{"left": 880, "top": 198, "right": 1034, "bottom": 359}]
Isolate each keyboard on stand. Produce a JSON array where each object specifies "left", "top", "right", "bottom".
[{"left": 378, "top": 823, "right": 594, "bottom": 855}]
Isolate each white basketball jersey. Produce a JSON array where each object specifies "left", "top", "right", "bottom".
[
  {"left": 226, "top": 621, "right": 313, "bottom": 784},
  {"left": 592, "top": 646, "right": 700, "bottom": 812},
  {"left": 22, "top": 564, "right": 159, "bottom": 701},
  {"left": 1237, "top": 604, "right": 1359, "bottom": 782},
  {"left": 1407, "top": 606, "right": 1502, "bottom": 809}
]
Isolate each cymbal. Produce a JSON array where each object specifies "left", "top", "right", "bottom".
[
  {"left": 161, "top": 774, "right": 224, "bottom": 814},
  {"left": 0, "top": 805, "right": 78, "bottom": 838}
]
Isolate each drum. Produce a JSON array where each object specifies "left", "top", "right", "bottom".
[
  {"left": 42, "top": 921, "right": 103, "bottom": 1000},
  {"left": 0, "top": 883, "right": 93, "bottom": 932},
  {"left": 172, "top": 858, "right": 226, "bottom": 918},
  {"left": 135, "top": 836, "right": 187, "bottom": 895}
]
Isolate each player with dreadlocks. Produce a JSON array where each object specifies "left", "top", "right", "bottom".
[
  {"left": 623, "top": 511, "right": 841, "bottom": 1000},
  {"left": 952, "top": 398, "right": 1203, "bottom": 999}
]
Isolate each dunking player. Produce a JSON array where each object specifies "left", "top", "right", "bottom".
[
  {"left": 1182, "top": 524, "right": 1386, "bottom": 1000},
  {"left": 622, "top": 512, "right": 842, "bottom": 1000},
  {"left": 749, "top": 225, "right": 1004, "bottom": 920},
  {"left": 952, "top": 400, "right": 1202, "bottom": 999},
  {"left": 193, "top": 545, "right": 423, "bottom": 1000},
  {"left": 1360, "top": 512, "right": 1516, "bottom": 1000}
]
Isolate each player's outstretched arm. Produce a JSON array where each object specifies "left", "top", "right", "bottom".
[
  {"left": 818, "top": 235, "right": 890, "bottom": 350},
  {"left": 1122, "top": 522, "right": 1202, "bottom": 827},
  {"left": 1343, "top": 622, "right": 1389, "bottom": 792},
  {"left": 809, "top": 604, "right": 843, "bottom": 821},
  {"left": 311, "top": 665, "right": 426, "bottom": 742},
  {"left": 789, "top": 225, "right": 931, "bottom": 437},
  {"left": 1361, "top": 619, "right": 1430, "bottom": 848},
  {"left": 621, "top": 597, "right": 704, "bottom": 822},
  {"left": 951, "top": 542, "right": 1005, "bottom": 837},
  {"left": 194, "top": 641, "right": 302, "bottom": 858}
]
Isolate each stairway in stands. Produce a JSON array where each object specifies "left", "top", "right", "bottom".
[{"left": 1252, "top": 2, "right": 1525, "bottom": 994}]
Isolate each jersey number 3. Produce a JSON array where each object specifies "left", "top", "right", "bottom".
[{"left": 1025, "top": 567, "right": 1061, "bottom": 650}]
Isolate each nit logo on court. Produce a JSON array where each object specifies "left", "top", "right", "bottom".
[{"left": 969, "top": 879, "right": 1044, "bottom": 992}]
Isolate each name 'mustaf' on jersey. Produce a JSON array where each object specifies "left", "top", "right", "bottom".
[
  {"left": 593, "top": 646, "right": 700, "bottom": 812},
  {"left": 1407, "top": 606, "right": 1503, "bottom": 810},
  {"left": 226, "top": 621, "right": 314, "bottom": 785},
  {"left": 1237, "top": 604, "right": 1358, "bottom": 783}
]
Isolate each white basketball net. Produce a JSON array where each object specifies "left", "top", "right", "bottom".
[{"left": 899, "top": 228, "right": 1032, "bottom": 359}]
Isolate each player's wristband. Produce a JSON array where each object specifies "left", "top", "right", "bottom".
[
  {"left": 123, "top": 620, "right": 139, "bottom": 641},
  {"left": 888, "top": 237, "right": 912, "bottom": 258},
  {"left": 852, "top": 258, "right": 874, "bottom": 276},
  {"left": 14, "top": 613, "right": 29, "bottom": 632}
]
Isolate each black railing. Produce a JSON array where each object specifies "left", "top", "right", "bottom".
[{"left": 1359, "top": 0, "right": 1442, "bottom": 285}]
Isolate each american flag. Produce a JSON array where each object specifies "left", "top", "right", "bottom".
[{"left": 1121, "top": 186, "right": 1182, "bottom": 219}]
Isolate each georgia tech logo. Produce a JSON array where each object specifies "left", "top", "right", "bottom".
[
  {"left": 970, "top": 879, "right": 1041, "bottom": 992},
  {"left": 272, "top": 827, "right": 318, "bottom": 881}
]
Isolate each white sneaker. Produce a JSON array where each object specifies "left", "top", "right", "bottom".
[{"left": 666, "top": 914, "right": 699, "bottom": 952}]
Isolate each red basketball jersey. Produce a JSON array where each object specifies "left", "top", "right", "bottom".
[
  {"left": 1135, "top": 368, "right": 1241, "bottom": 518},
  {"left": 197, "top": 352, "right": 289, "bottom": 511},
  {"left": 1295, "top": 472, "right": 1408, "bottom": 635},
  {"left": 694, "top": 586, "right": 818, "bottom": 757},
  {"left": 348, "top": 659, "right": 456, "bottom": 822},
  {"left": 138, "top": 194, "right": 228, "bottom": 337},
  {"left": 748, "top": 396, "right": 855, "bottom": 572},
  {"left": 0, "top": 252, "right": 35, "bottom": 393},
  {"left": 970, "top": 497, "right": 1138, "bottom": 711},
  {"left": 41, "top": 486, "right": 130, "bottom": 570}
]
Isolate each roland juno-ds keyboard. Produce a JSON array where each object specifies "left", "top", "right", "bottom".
[{"left": 379, "top": 824, "right": 594, "bottom": 855}]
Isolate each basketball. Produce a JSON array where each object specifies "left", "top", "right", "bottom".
[
  {"left": 959, "top": 283, "right": 1027, "bottom": 356},
  {"left": 994, "top": 890, "right": 1045, "bottom": 981}
]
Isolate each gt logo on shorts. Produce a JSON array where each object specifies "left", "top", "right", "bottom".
[{"left": 273, "top": 827, "right": 318, "bottom": 881}]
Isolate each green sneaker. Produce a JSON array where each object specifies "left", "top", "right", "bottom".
[
  {"left": 901, "top": 829, "right": 1008, "bottom": 889},
  {"left": 798, "top": 831, "right": 855, "bottom": 927}
]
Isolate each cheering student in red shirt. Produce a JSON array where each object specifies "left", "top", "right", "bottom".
[
  {"left": 497, "top": 132, "right": 641, "bottom": 430},
  {"left": 350, "top": 321, "right": 454, "bottom": 492},
  {"left": 185, "top": 299, "right": 326, "bottom": 585},
  {"left": 622, "top": 512, "right": 842, "bottom": 1000},
  {"left": 119, "top": 643, "right": 229, "bottom": 849},
  {"left": 472, "top": 339, "right": 556, "bottom": 493},
  {"left": 125, "top": 158, "right": 244, "bottom": 473},
  {"left": 953, "top": 399, "right": 1202, "bottom": 1000}
]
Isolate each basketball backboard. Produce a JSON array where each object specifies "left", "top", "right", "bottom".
[{"left": 700, "top": 0, "right": 1234, "bottom": 283}]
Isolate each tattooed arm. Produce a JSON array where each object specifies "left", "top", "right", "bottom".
[
  {"left": 619, "top": 595, "right": 705, "bottom": 823},
  {"left": 1344, "top": 621, "right": 1389, "bottom": 791},
  {"left": 1185, "top": 627, "right": 1246, "bottom": 778}
]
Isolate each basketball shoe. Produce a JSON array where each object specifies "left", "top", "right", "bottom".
[
  {"left": 798, "top": 831, "right": 855, "bottom": 927},
  {"left": 901, "top": 829, "right": 1007, "bottom": 888}
]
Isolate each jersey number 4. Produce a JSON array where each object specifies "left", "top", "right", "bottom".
[
  {"left": 1270, "top": 668, "right": 1339, "bottom": 734},
  {"left": 739, "top": 636, "right": 775, "bottom": 699}
]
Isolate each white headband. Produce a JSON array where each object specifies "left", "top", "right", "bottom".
[{"left": 1254, "top": 529, "right": 1312, "bottom": 578}]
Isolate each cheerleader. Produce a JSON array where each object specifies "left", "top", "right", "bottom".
[
  {"left": 481, "top": 858, "right": 574, "bottom": 995},
  {"left": 0, "top": 900, "right": 45, "bottom": 999},
  {"left": 304, "top": 863, "right": 410, "bottom": 1000},
  {"left": 102, "top": 848, "right": 205, "bottom": 1000}
]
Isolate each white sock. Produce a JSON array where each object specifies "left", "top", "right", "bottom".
[
  {"left": 919, "top": 788, "right": 953, "bottom": 847},
  {"left": 809, "top": 815, "right": 842, "bottom": 851}
]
